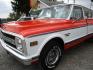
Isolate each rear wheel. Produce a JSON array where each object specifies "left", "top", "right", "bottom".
[{"left": 39, "top": 40, "right": 63, "bottom": 70}]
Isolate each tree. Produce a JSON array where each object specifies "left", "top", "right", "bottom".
[
  {"left": 11, "top": 0, "right": 31, "bottom": 17},
  {"left": 7, "top": 12, "right": 18, "bottom": 20}
]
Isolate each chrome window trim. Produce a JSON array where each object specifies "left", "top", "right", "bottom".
[{"left": 67, "top": 5, "right": 74, "bottom": 20}]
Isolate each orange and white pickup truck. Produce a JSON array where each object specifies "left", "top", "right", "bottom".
[{"left": 0, "top": 4, "right": 93, "bottom": 70}]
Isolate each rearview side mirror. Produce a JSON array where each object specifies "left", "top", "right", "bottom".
[
  {"left": 70, "top": 17, "right": 81, "bottom": 20},
  {"left": 71, "top": 17, "right": 82, "bottom": 23}
]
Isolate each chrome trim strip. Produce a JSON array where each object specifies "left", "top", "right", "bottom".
[{"left": 6, "top": 43, "right": 24, "bottom": 55}]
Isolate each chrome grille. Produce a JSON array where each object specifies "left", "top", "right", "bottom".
[{"left": 1, "top": 31, "right": 16, "bottom": 48}]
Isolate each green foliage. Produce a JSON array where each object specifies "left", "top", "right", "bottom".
[
  {"left": 7, "top": 12, "right": 20, "bottom": 20},
  {"left": 8, "top": 0, "right": 31, "bottom": 20},
  {"left": 11, "top": 0, "right": 30, "bottom": 15}
]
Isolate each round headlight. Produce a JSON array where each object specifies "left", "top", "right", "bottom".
[{"left": 16, "top": 37, "right": 22, "bottom": 44}]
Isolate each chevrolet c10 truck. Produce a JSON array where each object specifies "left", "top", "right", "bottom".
[{"left": 0, "top": 4, "right": 93, "bottom": 70}]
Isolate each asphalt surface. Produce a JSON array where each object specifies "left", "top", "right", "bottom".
[{"left": 0, "top": 39, "right": 93, "bottom": 70}]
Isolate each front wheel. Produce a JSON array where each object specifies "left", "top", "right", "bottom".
[{"left": 39, "top": 40, "right": 63, "bottom": 70}]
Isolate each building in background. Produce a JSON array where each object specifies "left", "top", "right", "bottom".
[
  {"left": 38, "top": 0, "right": 49, "bottom": 8},
  {"left": 63, "top": 0, "right": 93, "bottom": 10},
  {"left": 40, "top": 0, "right": 64, "bottom": 6},
  {"left": 30, "top": 0, "right": 93, "bottom": 10},
  {"left": 30, "top": 0, "right": 64, "bottom": 9}
]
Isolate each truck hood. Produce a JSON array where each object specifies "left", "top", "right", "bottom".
[{"left": 1, "top": 19, "right": 72, "bottom": 37}]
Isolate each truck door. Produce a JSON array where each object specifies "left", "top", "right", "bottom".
[{"left": 70, "top": 6, "right": 87, "bottom": 39}]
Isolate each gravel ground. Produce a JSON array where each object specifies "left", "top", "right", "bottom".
[{"left": 0, "top": 39, "right": 93, "bottom": 70}]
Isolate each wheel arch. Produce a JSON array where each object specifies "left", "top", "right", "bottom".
[{"left": 39, "top": 35, "right": 65, "bottom": 55}]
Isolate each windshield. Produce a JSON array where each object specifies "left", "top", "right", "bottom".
[
  {"left": 18, "top": 5, "right": 71, "bottom": 21},
  {"left": 17, "top": 9, "right": 42, "bottom": 21},
  {"left": 38, "top": 5, "right": 71, "bottom": 19}
]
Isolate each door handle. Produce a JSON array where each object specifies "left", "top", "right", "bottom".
[{"left": 64, "top": 33, "right": 71, "bottom": 36}]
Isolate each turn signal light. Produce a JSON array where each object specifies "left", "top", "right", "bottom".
[{"left": 30, "top": 41, "right": 38, "bottom": 46}]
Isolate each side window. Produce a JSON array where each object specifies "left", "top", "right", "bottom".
[
  {"left": 54, "top": 5, "right": 70, "bottom": 18},
  {"left": 92, "top": 11, "right": 93, "bottom": 18},
  {"left": 84, "top": 8, "right": 89, "bottom": 18},
  {"left": 89, "top": 10, "right": 93, "bottom": 18},
  {"left": 90, "top": 10, "right": 93, "bottom": 18},
  {"left": 84, "top": 7, "right": 93, "bottom": 18},
  {"left": 71, "top": 6, "right": 84, "bottom": 20}
]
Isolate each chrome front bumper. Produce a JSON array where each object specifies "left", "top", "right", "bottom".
[{"left": 0, "top": 39, "right": 38, "bottom": 65}]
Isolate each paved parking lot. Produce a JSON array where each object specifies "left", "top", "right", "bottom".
[{"left": 0, "top": 39, "right": 93, "bottom": 70}]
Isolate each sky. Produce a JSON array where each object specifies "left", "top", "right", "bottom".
[
  {"left": 0, "top": 0, "right": 93, "bottom": 18},
  {"left": 0, "top": 0, "right": 12, "bottom": 18}
]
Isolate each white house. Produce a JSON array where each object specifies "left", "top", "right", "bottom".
[
  {"left": 63, "top": 0, "right": 93, "bottom": 10},
  {"left": 30, "top": 0, "right": 93, "bottom": 10},
  {"left": 39, "top": 0, "right": 93, "bottom": 10}
]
